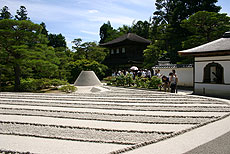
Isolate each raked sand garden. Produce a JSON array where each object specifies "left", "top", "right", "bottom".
[{"left": 0, "top": 86, "right": 230, "bottom": 154}]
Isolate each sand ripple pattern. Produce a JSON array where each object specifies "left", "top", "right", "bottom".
[{"left": 0, "top": 86, "right": 229, "bottom": 154}]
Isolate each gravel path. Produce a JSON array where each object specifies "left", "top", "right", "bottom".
[
  {"left": 0, "top": 134, "right": 127, "bottom": 154},
  {"left": 0, "top": 104, "right": 228, "bottom": 117},
  {"left": 0, "top": 115, "right": 195, "bottom": 132},
  {"left": 0, "top": 86, "right": 229, "bottom": 154}
]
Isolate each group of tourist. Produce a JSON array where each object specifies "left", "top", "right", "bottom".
[
  {"left": 112, "top": 68, "right": 178, "bottom": 93},
  {"left": 112, "top": 69, "right": 152, "bottom": 79},
  {"left": 156, "top": 69, "right": 178, "bottom": 93}
]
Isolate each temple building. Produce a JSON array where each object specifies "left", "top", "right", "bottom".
[
  {"left": 100, "top": 33, "right": 151, "bottom": 70},
  {"left": 178, "top": 32, "right": 230, "bottom": 98}
]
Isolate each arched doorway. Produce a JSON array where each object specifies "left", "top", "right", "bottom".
[{"left": 203, "top": 62, "right": 224, "bottom": 84}]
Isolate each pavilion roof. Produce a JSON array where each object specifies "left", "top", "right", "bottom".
[
  {"left": 178, "top": 32, "right": 230, "bottom": 56},
  {"left": 100, "top": 33, "right": 151, "bottom": 46}
]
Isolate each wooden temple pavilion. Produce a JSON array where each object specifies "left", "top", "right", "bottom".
[{"left": 100, "top": 33, "right": 151, "bottom": 70}]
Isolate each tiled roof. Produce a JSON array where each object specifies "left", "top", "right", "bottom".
[
  {"left": 152, "top": 64, "right": 193, "bottom": 69},
  {"left": 178, "top": 32, "right": 230, "bottom": 56},
  {"left": 100, "top": 33, "right": 151, "bottom": 46}
]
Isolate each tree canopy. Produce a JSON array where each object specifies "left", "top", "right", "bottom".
[
  {"left": 72, "top": 39, "right": 107, "bottom": 63},
  {"left": 48, "top": 33, "right": 67, "bottom": 48},
  {"left": 0, "top": 19, "right": 43, "bottom": 91},
  {"left": 181, "top": 11, "right": 230, "bottom": 49},
  {"left": 15, "top": 6, "right": 30, "bottom": 20},
  {"left": 150, "top": 0, "right": 222, "bottom": 63}
]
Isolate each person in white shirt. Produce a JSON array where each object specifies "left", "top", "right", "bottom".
[
  {"left": 155, "top": 69, "right": 162, "bottom": 78},
  {"left": 147, "top": 70, "right": 151, "bottom": 78}
]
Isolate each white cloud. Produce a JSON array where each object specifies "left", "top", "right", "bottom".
[
  {"left": 88, "top": 9, "right": 99, "bottom": 13},
  {"left": 122, "top": 0, "right": 155, "bottom": 7},
  {"left": 89, "top": 16, "right": 134, "bottom": 25},
  {"left": 80, "top": 30, "right": 98, "bottom": 35}
]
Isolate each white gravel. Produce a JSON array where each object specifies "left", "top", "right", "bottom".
[
  {"left": 0, "top": 104, "right": 226, "bottom": 117},
  {"left": 1, "top": 99, "right": 227, "bottom": 107},
  {"left": 0, "top": 115, "right": 195, "bottom": 132},
  {"left": 0, "top": 134, "right": 127, "bottom": 154},
  {"left": 0, "top": 87, "right": 229, "bottom": 154}
]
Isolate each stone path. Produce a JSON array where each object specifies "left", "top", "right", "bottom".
[{"left": 0, "top": 86, "right": 229, "bottom": 154}]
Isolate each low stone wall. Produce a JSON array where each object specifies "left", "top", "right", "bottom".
[{"left": 153, "top": 65, "right": 193, "bottom": 87}]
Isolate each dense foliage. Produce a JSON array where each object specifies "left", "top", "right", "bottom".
[
  {"left": 104, "top": 75, "right": 161, "bottom": 89},
  {"left": 58, "top": 84, "right": 77, "bottom": 93},
  {"left": 181, "top": 11, "right": 230, "bottom": 49}
]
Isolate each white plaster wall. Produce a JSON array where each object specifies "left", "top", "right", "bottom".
[
  {"left": 194, "top": 62, "right": 206, "bottom": 83},
  {"left": 195, "top": 56, "right": 230, "bottom": 84},
  {"left": 156, "top": 67, "right": 193, "bottom": 87},
  {"left": 194, "top": 55, "right": 230, "bottom": 97},
  {"left": 195, "top": 83, "right": 230, "bottom": 97},
  {"left": 221, "top": 61, "right": 230, "bottom": 84}
]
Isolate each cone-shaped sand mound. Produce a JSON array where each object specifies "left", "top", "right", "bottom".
[{"left": 74, "top": 71, "right": 102, "bottom": 86}]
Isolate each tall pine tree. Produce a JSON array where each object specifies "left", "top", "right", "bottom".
[
  {"left": 0, "top": 6, "right": 12, "bottom": 19},
  {"left": 15, "top": 6, "right": 30, "bottom": 20},
  {"left": 151, "top": 0, "right": 221, "bottom": 63}
]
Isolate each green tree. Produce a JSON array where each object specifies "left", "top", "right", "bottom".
[
  {"left": 99, "top": 21, "right": 119, "bottom": 43},
  {"left": 117, "top": 25, "right": 132, "bottom": 34},
  {"left": 67, "top": 59, "right": 108, "bottom": 83},
  {"left": 72, "top": 38, "right": 82, "bottom": 49},
  {"left": 153, "top": 0, "right": 221, "bottom": 26},
  {"left": 54, "top": 47, "right": 71, "bottom": 80},
  {"left": 0, "top": 6, "right": 12, "bottom": 19},
  {"left": 48, "top": 33, "right": 67, "bottom": 48},
  {"left": 40, "top": 22, "right": 48, "bottom": 36},
  {"left": 132, "top": 20, "right": 151, "bottom": 39},
  {"left": 28, "top": 44, "right": 60, "bottom": 79},
  {"left": 15, "top": 6, "right": 30, "bottom": 20},
  {"left": 152, "top": 0, "right": 221, "bottom": 63},
  {"left": 181, "top": 11, "right": 230, "bottom": 49},
  {"left": 0, "top": 19, "right": 42, "bottom": 91},
  {"left": 143, "top": 41, "right": 167, "bottom": 68},
  {"left": 72, "top": 40, "right": 107, "bottom": 63}
]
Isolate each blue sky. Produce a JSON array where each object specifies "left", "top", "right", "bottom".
[{"left": 1, "top": 0, "right": 230, "bottom": 48}]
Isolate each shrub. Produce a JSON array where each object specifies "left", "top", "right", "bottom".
[
  {"left": 140, "top": 77, "right": 148, "bottom": 88},
  {"left": 103, "top": 76, "right": 116, "bottom": 85},
  {"left": 124, "top": 74, "right": 134, "bottom": 87},
  {"left": 19, "top": 78, "right": 69, "bottom": 92},
  {"left": 19, "top": 78, "right": 41, "bottom": 92},
  {"left": 107, "top": 75, "right": 162, "bottom": 90},
  {"left": 148, "top": 76, "right": 162, "bottom": 89},
  {"left": 39, "top": 78, "right": 52, "bottom": 89},
  {"left": 115, "top": 75, "right": 125, "bottom": 86},
  {"left": 59, "top": 85, "right": 77, "bottom": 93},
  {"left": 50, "top": 79, "right": 68, "bottom": 87},
  {"left": 1, "top": 85, "right": 14, "bottom": 92},
  {"left": 134, "top": 77, "right": 141, "bottom": 88}
]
